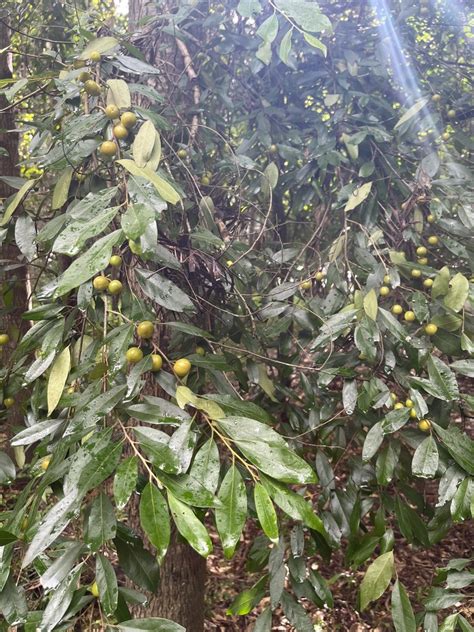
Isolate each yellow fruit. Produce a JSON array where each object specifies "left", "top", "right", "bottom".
[
  {"left": 405, "top": 399, "right": 414, "bottom": 408},
  {"left": 177, "top": 148, "right": 188, "bottom": 158},
  {"left": 418, "top": 419, "right": 431, "bottom": 432},
  {"left": 390, "top": 393, "right": 398, "bottom": 402},
  {"left": 120, "top": 111, "right": 137, "bottom": 129},
  {"left": 424, "top": 323, "right": 438, "bottom": 336},
  {"left": 423, "top": 278, "right": 433, "bottom": 288},
  {"left": 113, "top": 124, "right": 129, "bottom": 139},
  {"left": 108, "top": 280, "right": 123, "bottom": 295},
  {"left": 383, "top": 275, "right": 391, "bottom": 284},
  {"left": 441, "top": 132, "right": 450, "bottom": 141},
  {"left": 315, "top": 271, "right": 325, "bottom": 281},
  {"left": 129, "top": 239, "right": 142, "bottom": 255},
  {"left": 137, "top": 321, "right": 154, "bottom": 339},
  {"left": 195, "top": 345, "right": 206, "bottom": 356},
  {"left": 174, "top": 358, "right": 191, "bottom": 377},
  {"left": 409, "top": 408, "right": 418, "bottom": 419},
  {"left": 269, "top": 144, "right": 278, "bottom": 153},
  {"left": 427, "top": 214, "right": 435, "bottom": 223},
  {"left": 391, "top": 304, "right": 403, "bottom": 315},
  {"left": 40, "top": 456, "right": 51, "bottom": 471},
  {"left": 0, "top": 334, "right": 9, "bottom": 345},
  {"left": 447, "top": 109, "right": 456, "bottom": 119},
  {"left": 201, "top": 175, "right": 211, "bottom": 186},
  {"left": 3, "top": 397, "right": 14, "bottom": 409},
  {"left": 109, "top": 255, "right": 122, "bottom": 267},
  {"left": 78, "top": 71, "right": 91, "bottom": 83},
  {"left": 89, "top": 51, "right": 101, "bottom": 62},
  {"left": 417, "top": 257, "right": 428, "bottom": 266},
  {"left": 411, "top": 269, "right": 422, "bottom": 278},
  {"left": 379, "top": 286, "right": 390, "bottom": 297},
  {"left": 99, "top": 141, "right": 117, "bottom": 158},
  {"left": 431, "top": 94, "right": 441, "bottom": 103},
  {"left": 84, "top": 79, "right": 101, "bottom": 96},
  {"left": 126, "top": 347, "right": 143, "bottom": 364},
  {"left": 416, "top": 246, "right": 427, "bottom": 256},
  {"left": 226, "top": 260, "right": 233, "bottom": 267},
  {"left": 427, "top": 235, "right": 438, "bottom": 246},
  {"left": 299, "top": 280, "right": 312, "bottom": 290},
  {"left": 90, "top": 581, "right": 100, "bottom": 598},
  {"left": 93, "top": 276, "right": 109, "bottom": 291},
  {"left": 105, "top": 104, "right": 120, "bottom": 119},
  {"left": 404, "top": 311, "right": 416, "bottom": 322},
  {"left": 394, "top": 402, "right": 404, "bottom": 410},
  {"left": 150, "top": 354, "right": 163, "bottom": 371}
]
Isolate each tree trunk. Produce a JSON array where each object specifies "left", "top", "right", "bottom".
[
  {"left": 0, "top": 19, "right": 29, "bottom": 432},
  {"left": 125, "top": 3, "right": 207, "bottom": 628}
]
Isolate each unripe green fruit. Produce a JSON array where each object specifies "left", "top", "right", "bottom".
[
  {"left": 89, "top": 51, "right": 101, "bottom": 62},
  {"left": 109, "top": 255, "right": 122, "bottom": 267},
  {"left": 299, "top": 280, "right": 312, "bottom": 290},
  {"left": 404, "top": 311, "right": 416, "bottom": 322},
  {"left": 150, "top": 354, "right": 163, "bottom": 371},
  {"left": 84, "top": 80, "right": 101, "bottom": 96},
  {"left": 137, "top": 321, "right": 154, "bottom": 339},
  {"left": 93, "top": 276, "right": 109, "bottom": 291},
  {"left": 3, "top": 397, "right": 14, "bottom": 408},
  {"left": 78, "top": 71, "right": 91, "bottom": 83},
  {"left": 99, "top": 141, "right": 117, "bottom": 157},
  {"left": 0, "top": 334, "right": 9, "bottom": 345},
  {"left": 120, "top": 111, "right": 137, "bottom": 128},
  {"left": 195, "top": 345, "right": 206, "bottom": 356},
  {"left": 113, "top": 124, "right": 129, "bottom": 139},
  {"left": 105, "top": 104, "right": 120, "bottom": 119},
  {"left": 129, "top": 239, "right": 142, "bottom": 255},
  {"left": 174, "top": 358, "right": 191, "bottom": 377},
  {"left": 126, "top": 347, "right": 143, "bottom": 363},
  {"left": 201, "top": 175, "right": 211, "bottom": 186},
  {"left": 108, "top": 280, "right": 123, "bottom": 295},
  {"left": 177, "top": 148, "right": 188, "bottom": 158},
  {"left": 315, "top": 271, "right": 325, "bottom": 281},
  {"left": 391, "top": 304, "right": 403, "bottom": 315}
]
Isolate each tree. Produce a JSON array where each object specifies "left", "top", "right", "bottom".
[{"left": 0, "top": 1, "right": 472, "bottom": 630}]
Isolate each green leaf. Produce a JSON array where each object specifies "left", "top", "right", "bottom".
[
  {"left": 281, "top": 591, "right": 314, "bottom": 632},
  {"left": 444, "top": 273, "right": 469, "bottom": 312},
  {"left": 362, "top": 422, "right": 384, "bottom": 460},
  {"left": 450, "top": 360, "right": 474, "bottom": 378},
  {"left": 47, "top": 347, "right": 71, "bottom": 415},
  {"left": 394, "top": 97, "right": 429, "bottom": 130},
  {"left": 433, "top": 424, "right": 474, "bottom": 475},
  {"left": 215, "top": 465, "right": 247, "bottom": 558},
  {"left": 96, "top": 553, "right": 118, "bottom": 616},
  {"left": 0, "top": 179, "right": 36, "bottom": 226},
  {"left": 254, "top": 483, "right": 279, "bottom": 543},
  {"left": 205, "top": 394, "right": 271, "bottom": 424},
  {"left": 118, "top": 620, "right": 185, "bottom": 632},
  {"left": 52, "top": 167, "right": 73, "bottom": 210},
  {"left": 344, "top": 182, "right": 372, "bottom": 212},
  {"left": 135, "top": 267, "right": 194, "bottom": 313},
  {"left": 85, "top": 493, "right": 117, "bottom": 551},
  {"left": 237, "top": 0, "right": 262, "bottom": 17},
  {"left": 0, "top": 531, "right": 17, "bottom": 546},
  {"left": 188, "top": 438, "right": 221, "bottom": 496},
  {"left": 363, "top": 289, "right": 378, "bottom": 321},
  {"left": 360, "top": 551, "right": 394, "bottom": 610},
  {"left": 121, "top": 203, "right": 154, "bottom": 240},
  {"left": 53, "top": 206, "right": 120, "bottom": 255},
  {"left": 40, "top": 543, "right": 84, "bottom": 590},
  {"left": 11, "top": 418, "right": 64, "bottom": 446},
  {"left": 391, "top": 579, "right": 416, "bottom": 632},
  {"left": 79, "top": 36, "right": 119, "bottom": 58},
  {"left": 117, "top": 159, "right": 180, "bottom": 204},
  {"left": 114, "top": 456, "right": 138, "bottom": 509},
  {"left": 115, "top": 536, "right": 160, "bottom": 592},
  {"left": 106, "top": 78, "right": 131, "bottom": 108},
  {"left": 40, "top": 566, "right": 82, "bottom": 631},
  {"left": 133, "top": 120, "right": 161, "bottom": 170},
  {"left": 427, "top": 356, "right": 459, "bottom": 402},
  {"left": 303, "top": 32, "right": 327, "bottom": 56},
  {"left": 55, "top": 230, "right": 123, "bottom": 296},
  {"left": 0, "top": 574, "right": 27, "bottom": 625},
  {"left": 133, "top": 427, "right": 180, "bottom": 473},
  {"left": 139, "top": 483, "right": 170, "bottom": 561},
  {"left": 412, "top": 436, "right": 439, "bottom": 479},
  {"left": 167, "top": 492, "right": 212, "bottom": 557},
  {"left": 432, "top": 266, "right": 450, "bottom": 299},
  {"left": 275, "top": 0, "right": 332, "bottom": 33},
  {"left": 216, "top": 417, "right": 316, "bottom": 484},
  {"left": 227, "top": 576, "right": 268, "bottom": 615},
  {"left": 278, "top": 28, "right": 293, "bottom": 65}
]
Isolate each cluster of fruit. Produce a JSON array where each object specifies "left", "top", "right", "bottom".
[
  {"left": 391, "top": 395, "right": 432, "bottom": 432},
  {"left": 0, "top": 334, "right": 14, "bottom": 408},
  {"left": 299, "top": 270, "right": 326, "bottom": 290}
]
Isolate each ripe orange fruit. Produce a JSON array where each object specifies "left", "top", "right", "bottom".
[{"left": 174, "top": 358, "right": 191, "bottom": 377}]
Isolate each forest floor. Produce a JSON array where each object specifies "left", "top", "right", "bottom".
[{"left": 204, "top": 519, "right": 473, "bottom": 631}]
